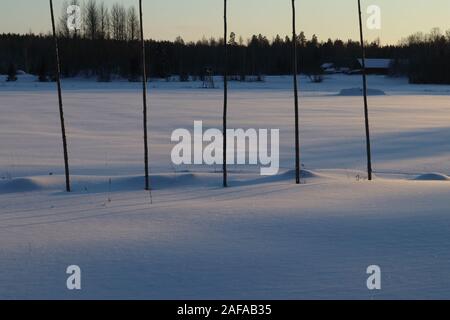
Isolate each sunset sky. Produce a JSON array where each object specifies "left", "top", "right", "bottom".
[{"left": 1, "top": 0, "right": 449, "bottom": 44}]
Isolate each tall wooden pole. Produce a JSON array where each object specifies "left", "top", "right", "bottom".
[
  {"left": 223, "top": 0, "right": 228, "bottom": 188},
  {"left": 50, "top": 0, "right": 71, "bottom": 192},
  {"left": 358, "top": 0, "right": 373, "bottom": 180},
  {"left": 139, "top": 0, "right": 150, "bottom": 190},
  {"left": 292, "top": 0, "right": 301, "bottom": 184}
]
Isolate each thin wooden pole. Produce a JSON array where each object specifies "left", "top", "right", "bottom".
[
  {"left": 139, "top": 0, "right": 150, "bottom": 190},
  {"left": 358, "top": 0, "right": 373, "bottom": 181},
  {"left": 49, "top": 0, "right": 71, "bottom": 192},
  {"left": 292, "top": 0, "right": 300, "bottom": 184},
  {"left": 223, "top": 0, "right": 228, "bottom": 188}
]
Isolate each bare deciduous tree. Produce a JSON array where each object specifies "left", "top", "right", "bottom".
[
  {"left": 58, "top": 0, "right": 80, "bottom": 38},
  {"left": 111, "top": 3, "right": 126, "bottom": 41},
  {"left": 127, "top": 6, "right": 139, "bottom": 41},
  {"left": 98, "top": 2, "right": 110, "bottom": 40},
  {"left": 58, "top": 0, "right": 70, "bottom": 37},
  {"left": 84, "top": 0, "right": 99, "bottom": 40}
]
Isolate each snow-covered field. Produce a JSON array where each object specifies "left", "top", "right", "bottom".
[{"left": 0, "top": 74, "right": 449, "bottom": 299}]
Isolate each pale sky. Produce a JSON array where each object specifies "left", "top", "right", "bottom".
[{"left": 1, "top": 0, "right": 449, "bottom": 44}]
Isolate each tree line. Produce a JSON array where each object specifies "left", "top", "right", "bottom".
[
  {"left": 0, "top": 32, "right": 393, "bottom": 82},
  {"left": 403, "top": 28, "right": 450, "bottom": 84},
  {"left": 1, "top": 0, "right": 450, "bottom": 84}
]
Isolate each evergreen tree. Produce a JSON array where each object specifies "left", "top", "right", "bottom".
[
  {"left": 38, "top": 59, "right": 49, "bottom": 82},
  {"left": 128, "top": 56, "right": 140, "bottom": 82},
  {"left": 6, "top": 63, "right": 17, "bottom": 82}
]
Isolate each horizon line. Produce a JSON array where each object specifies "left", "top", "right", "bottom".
[{"left": 1, "top": 27, "right": 446, "bottom": 46}]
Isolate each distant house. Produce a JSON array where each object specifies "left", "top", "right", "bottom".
[
  {"left": 320, "top": 59, "right": 396, "bottom": 75},
  {"left": 356, "top": 58, "right": 393, "bottom": 75},
  {"left": 321, "top": 62, "right": 350, "bottom": 74},
  {"left": 321, "top": 63, "right": 336, "bottom": 74}
]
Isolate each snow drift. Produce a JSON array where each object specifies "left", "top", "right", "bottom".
[{"left": 413, "top": 173, "right": 450, "bottom": 181}]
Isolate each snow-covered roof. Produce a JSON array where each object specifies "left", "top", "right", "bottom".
[
  {"left": 357, "top": 58, "right": 392, "bottom": 69},
  {"left": 321, "top": 62, "right": 334, "bottom": 69}
]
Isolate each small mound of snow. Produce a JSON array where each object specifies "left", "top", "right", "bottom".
[
  {"left": 65, "top": 173, "right": 208, "bottom": 193},
  {"left": 260, "top": 169, "right": 320, "bottom": 183},
  {"left": 338, "top": 88, "right": 386, "bottom": 96},
  {"left": 413, "top": 173, "right": 449, "bottom": 181},
  {"left": 0, "top": 173, "right": 217, "bottom": 194},
  {"left": 237, "top": 169, "right": 320, "bottom": 186},
  {"left": 0, "top": 178, "right": 43, "bottom": 193},
  {"left": 0, "top": 170, "right": 323, "bottom": 194},
  {"left": 278, "top": 169, "right": 318, "bottom": 179}
]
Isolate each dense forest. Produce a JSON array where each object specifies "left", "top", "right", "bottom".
[{"left": 1, "top": 0, "right": 450, "bottom": 84}]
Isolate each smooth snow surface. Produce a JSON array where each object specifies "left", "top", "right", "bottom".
[
  {"left": 0, "top": 74, "right": 449, "bottom": 299},
  {"left": 338, "top": 88, "right": 386, "bottom": 96}
]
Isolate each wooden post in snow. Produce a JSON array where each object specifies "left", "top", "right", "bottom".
[
  {"left": 292, "top": 0, "right": 301, "bottom": 184},
  {"left": 358, "top": 0, "right": 373, "bottom": 180},
  {"left": 139, "top": 0, "right": 151, "bottom": 190},
  {"left": 223, "top": 0, "right": 228, "bottom": 188},
  {"left": 49, "top": 0, "right": 71, "bottom": 192}
]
